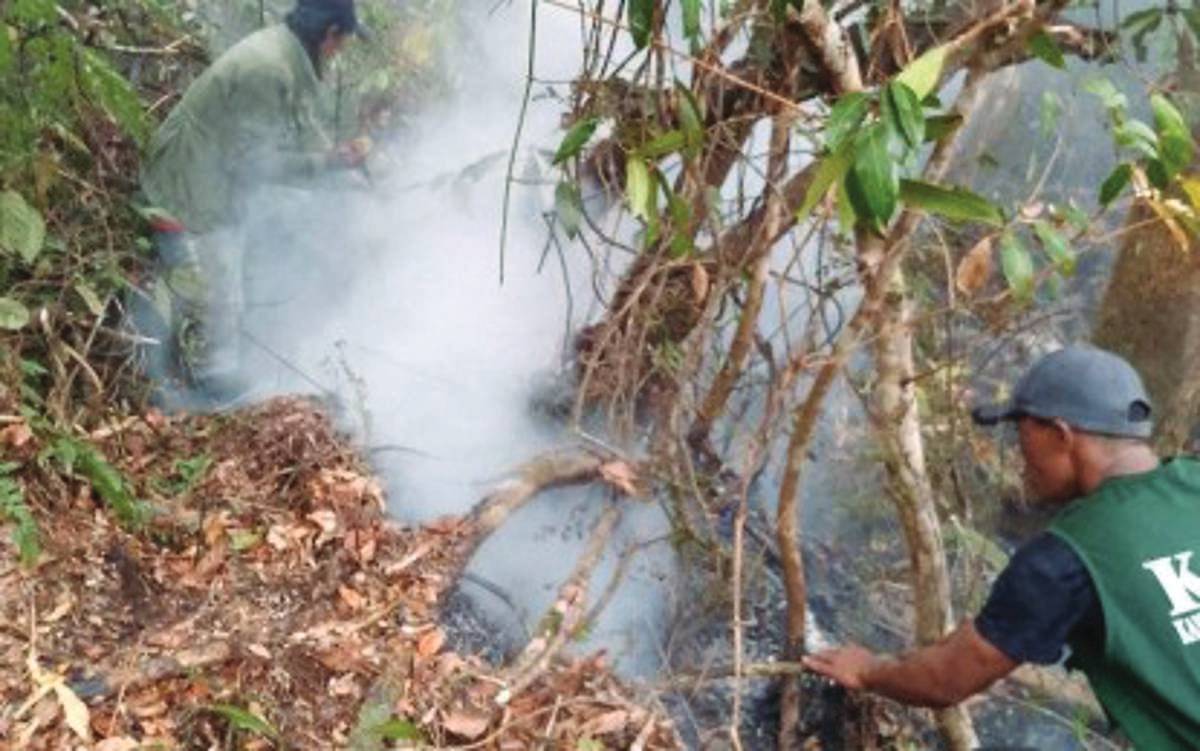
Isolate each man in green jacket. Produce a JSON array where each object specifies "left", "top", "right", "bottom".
[
  {"left": 804, "top": 346, "right": 1200, "bottom": 748},
  {"left": 139, "top": 0, "right": 369, "bottom": 399}
]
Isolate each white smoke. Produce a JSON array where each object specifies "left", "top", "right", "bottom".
[{"left": 227, "top": 0, "right": 674, "bottom": 673}]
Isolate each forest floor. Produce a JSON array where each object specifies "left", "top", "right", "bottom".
[
  {"left": 0, "top": 397, "right": 682, "bottom": 750},
  {"left": 0, "top": 392, "right": 1103, "bottom": 750}
]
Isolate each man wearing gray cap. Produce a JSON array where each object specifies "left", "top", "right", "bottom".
[{"left": 804, "top": 346, "right": 1200, "bottom": 748}]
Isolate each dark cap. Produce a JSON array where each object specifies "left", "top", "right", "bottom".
[
  {"left": 971, "top": 346, "right": 1153, "bottom": 438},
  {"left": 293, "top": 0, "right": 366, "bottom": 37}
]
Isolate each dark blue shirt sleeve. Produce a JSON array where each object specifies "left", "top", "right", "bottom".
[{"left": 974, "top": 532, "right": 1102, "bottom": 665}]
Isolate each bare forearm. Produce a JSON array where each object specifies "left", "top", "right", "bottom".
[
  {"left": 862, "top": 646, "right": 966, "bottom": 708},
  {"left": 805, "top": 622, "right": 1017, "bottom": 709}
]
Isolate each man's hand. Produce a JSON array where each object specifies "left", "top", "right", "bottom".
[
  {"left": 329, "top": 136, "right": 373, "bottom": 169},
  {"left": 803, "top": 623, "right": 1019, "bottom": 708},
  {"left": 802, "top": 644, "right": 881, "bottom": 690}
]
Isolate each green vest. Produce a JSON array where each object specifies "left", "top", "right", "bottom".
[
  {"left": 141, "top": 25, "right": 332, "bottom": 233},
  {"left": 1048, "top": 458, "right": 1200, "bottom": 750}
]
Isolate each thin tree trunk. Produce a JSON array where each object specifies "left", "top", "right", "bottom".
[
  {"left": 1093, "top": 202, "right": 1200, "bottom": 453},
  {"left": 843, "top": 73, "right": 987, "bottom": 751},
  {"left": 866, "top": 264, "right": 978, "bottom": 749}
]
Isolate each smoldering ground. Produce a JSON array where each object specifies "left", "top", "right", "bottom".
[{"left": 145, "top": 0, "right": 682, "bottom": 675}]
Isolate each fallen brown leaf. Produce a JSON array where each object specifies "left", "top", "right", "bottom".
[
  {"left": 131, "top": 700, "right": 168, "bottom": 719},
  {"left": 315, "top": 643, "right": 364, "bottom": 672},
  {"left": 955, "top": 235, "right": 994, "bottom": 297},
  {"left": 416, "top": 628, "right": 446, "bottom": 658},
  {"left": 582, "top": 708, "right": 631, "bottom": 736},
  {"left": 338, "top": 585, "right": 366, "bottom": 611},
  {"left": 0, "top": 422, "right": 33, "bottom": 449},
  {"left": 442, "top": 707, "right": 491, "bottom": 740},
  {"left": 201, "top": 511, "right": 229, "bottom": 547},
  {"left": 328, "top": 672, "right": 360, "bottom": 697},
  {"left": 306, "top": 509, "right": 340, "bottom": 545}
]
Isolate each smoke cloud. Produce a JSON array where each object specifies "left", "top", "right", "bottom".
[{"left": 200, "top": 0, "right": 679, "bottom": 673}]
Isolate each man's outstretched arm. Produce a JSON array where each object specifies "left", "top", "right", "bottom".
[{"left": 802, "top": 620, "right": 1018, "bottom": 708}]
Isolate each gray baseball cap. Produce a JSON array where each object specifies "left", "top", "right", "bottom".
[{"left": 971, "top": 346, "right": 1154, "bottom": 438}]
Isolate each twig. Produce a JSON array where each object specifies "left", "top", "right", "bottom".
[
  {"left": 101, "top": 36, "right": 198, "bottom": 56},
  {"left": 578, "top": 534, "right": 668, "bottom": 632},
  {"left": 658, "top": 659, "right": 811, "bottom": 689},
  {"left": 502, "top": 502, "right": 622, "bottom": 698},
  {"left": 542, "top": 0, "right": 815, "bottom": 117},
  {"left": 498, "top": 0, "right": 539, "bottom": 285},
  {"left": 538, "top": 695, "right": 563, "bottom": 750}
]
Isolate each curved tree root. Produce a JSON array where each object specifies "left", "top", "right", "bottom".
[
  {"left": 443, "top": 448, "right": 609, "bottom": 587},
  {"left": 436, "top": 449, "right": 652, "bottom": 689}
]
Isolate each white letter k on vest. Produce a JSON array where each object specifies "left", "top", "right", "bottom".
[{"left": 1144, "top": 551, "right": 1200, "bottom": 617}]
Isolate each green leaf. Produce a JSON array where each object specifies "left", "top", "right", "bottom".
[
  {"left": 81, "top": 49, "right": 148, "bottom": 145},
  {"left": 666, "top": 188, "right": 694, "bottom": 257},
  {"left": 1120, "top": 7, "right": 1163, "bottom": 30},
  {"left": 229, "top": 529, "right": 262, "bottom": 552},
  {"left": 999, "top": 232, "right": 1034, "bottom": 300},
  {"left": 174, "top": 454, "right": 212, "bottom": 492},
  {"left": 895, "top": 44, "right": 948, "bottom": 100},
  {"left": 1082, "top": 77, "right": 1127, "bottom": 114},
  {"left": 1113, "top": 119, "right": 1160, "bottom": 160},
  {"left": 1099, "top": 163, "right": 1132, "bottom": 207},
  {"left": 55, "top": 439, "right": 151, "bottom": 529},
  {"left": 924, "top": 113, "right": 963, "bottom": 142},
  {"left": 10, "top": 0, "right": 57, "bottom": 26},
  {"left": 639, "top": 129, "right": 687, "bottom": 158},
  {"left": 0, "top": 475, "right": 40, "bottom": 566},
  {"left": 1033, "top": 220, "right": 1075, "bottom": 275},
  {"left": 1028, "top": 31, "right": 1065, "bottom": 69},
  {"left": 882, "top": 82, "right": 925, "bottom": 151},
  {"left": 555, "top": 181, "right": 584, "bottom": 239},
  {"left": 20, "top": 358, "right": 48, "bottom": 378},
  {"left": 0, "top": 24, "right": 12, "bottom": 74},
  {"left": 1151, "top": 93, "right": 1194, "bottom": 178},
  {"left": 0, "top": 190, "right": 46, "bottom": 264},
  {"left": 796, "top": 141, "right": 854, "bottom": 222},
  {"left": 845, "top": 123, "right": 898, "bottom": 233},
  {"left": 898, "top": 179, "right": 1004, "bottom": 226},
  {"left": 1122, "top": 8, "right": 1163, "bottom": 62},
  {"left": 206, "top": 704, "right": 280, "bottom": 740},
  {"left": 681, "top": 0, "right": 701, "bottom": 47},
  {"left": 375, "top": 718, "right": 425, "bottom": 741},
  {"left": 74, "top": 282, "right": 106, "bottom": 317},
  {"left": 1038, "top": 91, "right": 1062, "bottom": 138},
  {"left": 553, "top": 117, "right": 599, "bottom": 165},
  {"left": 1146, "top": 158, "right": 1170, "bottom": 190},
  {"left": 0, "top": 298, "right": 31, "bottom": 330},
  {"left": 1058, "top": 201, "right": 1091, "bottom": 231},
  {"left": 628, "top": 0, "right": 654, "bottom": 49},
  {"left": 675, "top": 82, "right": 705, "bottom": 158},
  {"left": 825, "top": 92, "right": 869, "bottom": 152},
  {"left": 626, "top": 158, "right": 655, "bottom": 222},
  {"left": 835, "top": 178, "right": 857, "bottom": 237}
]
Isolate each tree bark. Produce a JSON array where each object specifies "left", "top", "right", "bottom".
[
  {"left": 1092, "top": 203, "right": 1200, "bottom": 452},
  {"left": 866, "top": 264, "right": 978, "bottom": 749}
]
